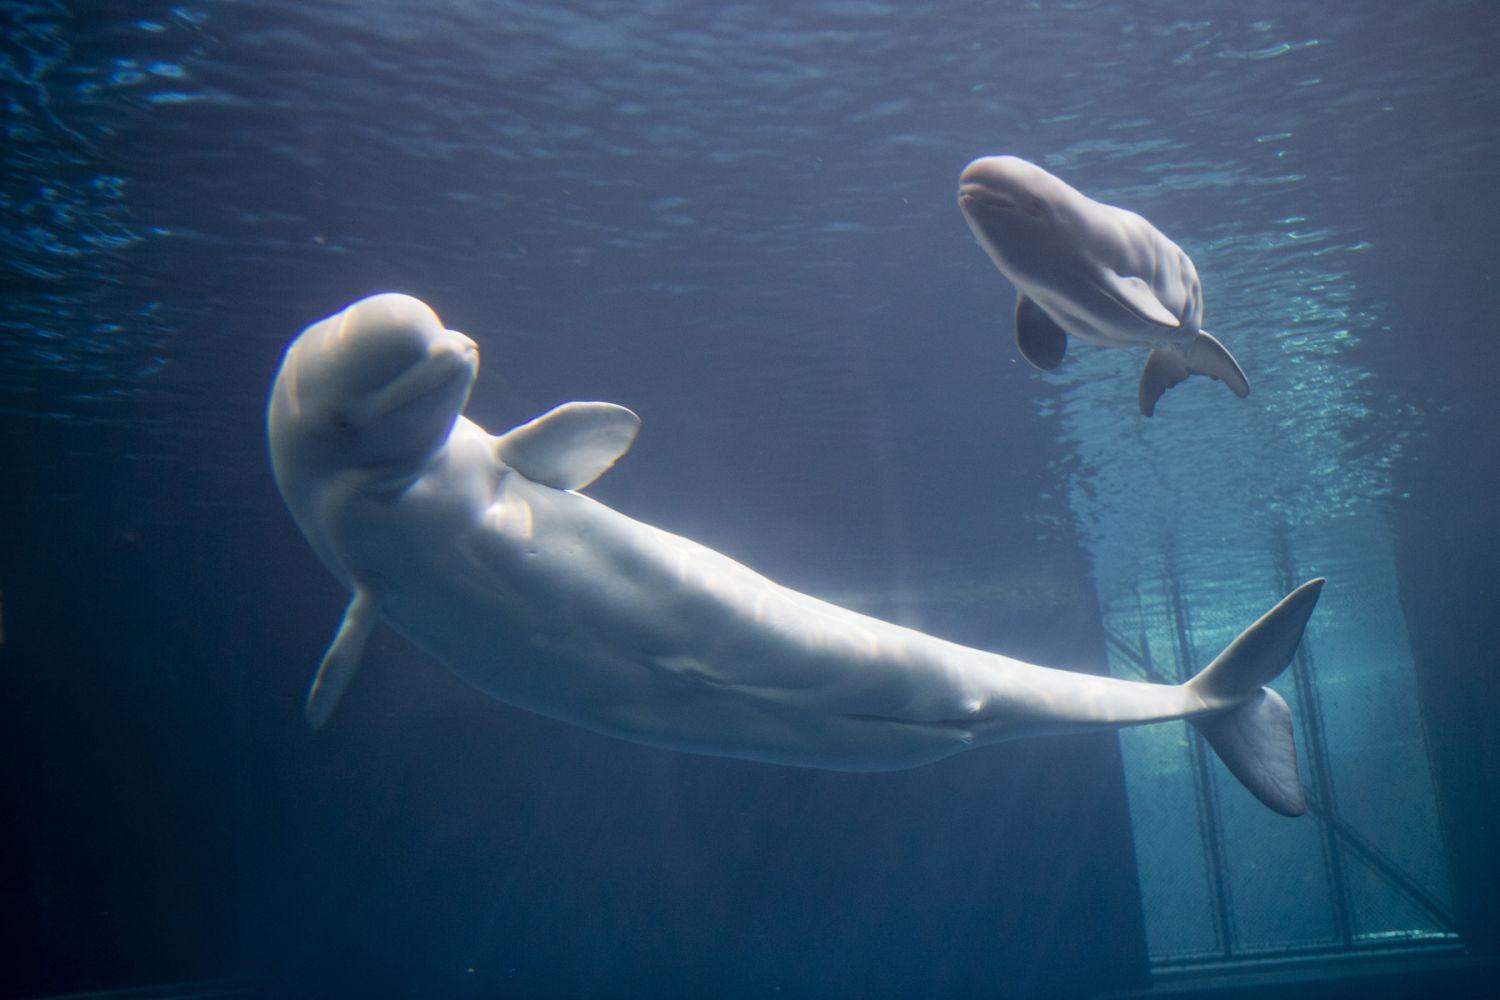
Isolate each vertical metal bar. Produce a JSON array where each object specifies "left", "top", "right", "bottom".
[
  {"left": 1165, "top": 561, "right": 1235, "bottom": 959},
  {"left": 1272, "top": 523, "right": 1356, "bottom": 947}
]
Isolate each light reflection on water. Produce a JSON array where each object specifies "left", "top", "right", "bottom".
[{"left": 2, "top": 2, "right": 1495, "bottom": 548}]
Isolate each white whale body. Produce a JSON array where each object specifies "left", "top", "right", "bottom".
[
  {"left": 958, "top": 155, "right": 1251, "bottom": 416},
  {"left": 267, "top": 293, "right": 1319, "bottom": 815}
]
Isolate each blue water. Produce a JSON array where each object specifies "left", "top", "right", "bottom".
[{"left": 3, "top": 3, "right": 1498, "bottom": 998}]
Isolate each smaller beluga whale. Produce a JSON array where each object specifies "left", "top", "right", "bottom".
[
  {"left": 268, "top": 293, "right": 1320, "bottom": 815},
  {"left": 958, "top": 155, "right": 1250, "bottom": 416}
]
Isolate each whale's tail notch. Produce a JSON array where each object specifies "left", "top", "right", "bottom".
[
  {"left": 1183, "top": 578, "right": 1324, "bottom": 816},
  {"left": 1139, "top": 330, "right": 1251, "bottom": 417}
]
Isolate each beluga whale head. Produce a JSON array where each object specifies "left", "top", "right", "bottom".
[
  {"left": 957, "top": 155, "right": 1078, "bottom": 283},
  {"left": 268, "top": 292, "right": 478, "bottom": 505}
]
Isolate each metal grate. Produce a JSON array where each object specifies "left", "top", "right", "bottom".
[{"left": 1100, "top": 517, "right": 1456, "bottom": 970}]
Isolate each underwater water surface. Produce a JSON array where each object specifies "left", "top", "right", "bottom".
[{"left": 3, "top": 2, "right": 1498, "bottom": 998}]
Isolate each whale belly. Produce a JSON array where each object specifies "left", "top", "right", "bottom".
[
  {"left": 348, "top": 456, "right": 1202, "bottom": 773},
  {"left": 357, "top": 474, "right": 1020, "bottom": 770},
  {"left": 380, "top": 574, "right": 986, "bottom": 771}
]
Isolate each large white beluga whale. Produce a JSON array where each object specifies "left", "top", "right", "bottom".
[
  {"left": 958, "top": 155, "right": 1251, "bottom": 416},
  {"left": 267, "top": 293, "right": 1320, "bottom": 815}
]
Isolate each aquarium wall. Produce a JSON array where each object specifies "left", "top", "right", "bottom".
[
  {"left": 1042, "top": 147, "right": 1459, "bottom": 968},
  {"left": 1094, "top": 524, "right": 1454, "bottom": 963}
]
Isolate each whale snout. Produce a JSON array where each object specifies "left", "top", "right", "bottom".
[
  {"left": 958, "top": 156, "right": 1060, "bottom": 246},
  {"left": 356, "top": 329, "right": 478, "bottom": 424},
  {"left": 958, "top": 156, "right": 1038, "bottom": 213},
  {"left": 424, "top": 330, "right": 478, "bottom": 379},
  {"left": 324, "top": 296, "right": 478, "bottom": 408},
  {"left": 443, "top": 331, "right": 479, "bottom": 385},
  {"left": 447, "top": 331, "right": 479, "bottom": 367}
]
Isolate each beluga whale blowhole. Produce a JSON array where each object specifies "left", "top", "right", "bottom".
[
  {"left": 268, "top": 292, "right": 1321, "bottom": 816},
  {"left": 958, "top": 154, "right": 1251, "bottom": 416}
]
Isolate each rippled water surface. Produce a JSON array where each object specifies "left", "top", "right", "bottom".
[{"left": 6, "top": 4, "right": 1495, "bottom": 533}]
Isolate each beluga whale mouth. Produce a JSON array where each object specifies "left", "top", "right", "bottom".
[
  {"left": 958, "top": 156, "right": 1049, "bottom": 217},
  {"left": 352, "top": 332, "right": 478, "bottom": 425},
  {"left": 958, "top": 183, "right": 1018, "bottom": 212}
]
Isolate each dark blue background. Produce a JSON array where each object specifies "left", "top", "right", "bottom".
[{"left": 3, "top": 3, "right": 1498, "bottom": 997}]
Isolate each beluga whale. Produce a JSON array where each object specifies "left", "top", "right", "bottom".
[
  {"left": 958, "top": 155, "right": 1251, "bottom": 416},
  {"left": 268, "top": 292, "right": 1320, "bottom": 815}
]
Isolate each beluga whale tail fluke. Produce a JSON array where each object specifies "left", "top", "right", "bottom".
[
  {"left": 957, "top": 154, "right": 1251, "bottom": 416},
  {"left": 1181, "top": 578, "right": 1322, "bottom": 816},
  {"left": 267, "top": 293, "right": 1322, "bottom": 818},
  {"left": 1138, "top": 330, "right": 1249, "bottom": 418}
]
